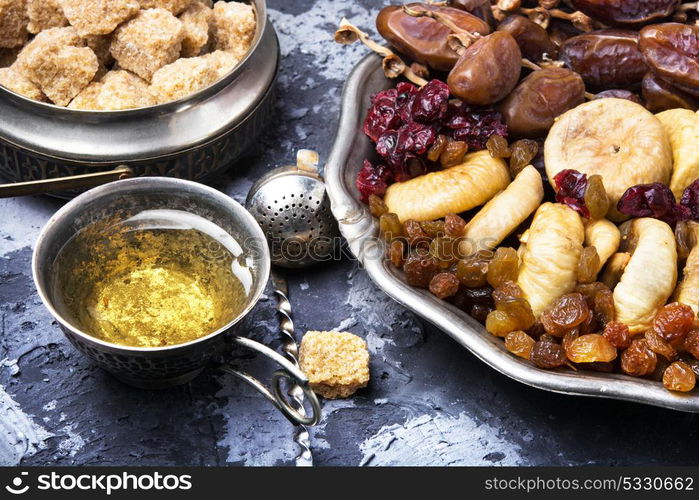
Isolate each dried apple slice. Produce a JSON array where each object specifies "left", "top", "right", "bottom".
[
  {"left": 517, "top": 202, "right": 585, "bottom": 317},
  {"left": 583, "top": 218, "right": 621, "bottom": 275},
  {"left": 613, "top": 218, "right": 677, "bottom": 333},
  {"left": 460, "top": 165, "right": 543, "bottom": 255},
  {"left": 674, "top": 221, "right": 699, "bottom": 322},
  {"left": 655, "top": 109, "right": 699, "bottom": 200},
  {"left": 383, "top": 150, "right": 510, "bottom": 222},
  {"left": 544, "top": 98, "right": 673, "bottom": 220}
]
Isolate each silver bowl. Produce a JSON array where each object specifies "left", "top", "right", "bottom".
[
  {"left": 0, "top": 0, "right": 278, "bottom": 197},
  {"left": 325, "top": 53, "right": 699, "bottom": 413}
]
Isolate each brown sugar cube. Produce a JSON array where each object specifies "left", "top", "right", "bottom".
[
  {"left": 98, "top": 69, "right": 154, "bottom": 109},
  {"left": 149, "top": 56, "right": 217, "bottom": 104},
  {"left": 110, "top": 8, "right": 184, "bottom": 81},
  {"left": 179, "top": 1, "right": 213, "bottom": 57},
  {"left": 21, "top": 45, "right": 98, "bottom": 105},
  {"left": 59, "top": 0, "right": 140, "bottom": 36},
  {"left": 299, "top": 331, "right": 370, "bottom": 399},
  {"left": 68, "top": 80, "right": 103, "bottom": 109},
  {"left": 86, "top": 34, "right": 114, "bottom": 66},
  {"left": 0, "top": 67, "right": 46, "bottom": 101},
  {"left": 138, "top": 0, "right": 193, "bottom": 15},
  {"left": 0, "top": 0, "right": 29, "bottom": 48},
  {"left": 15, "top": 26, "right": 84, "bottom": 70},
  {"left": 212, "top": 1, "right": 255, "bottom": 60},
  {"left": 202, "top": 49, "right": 239, "bottom": 78},
  {"left": 27, "top": 0, "right": 69, "bottom": 34}
]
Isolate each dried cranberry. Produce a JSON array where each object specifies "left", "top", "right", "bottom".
[
  {"left": 356, "top": 160, "right": 392, "bottom": 203},
  {"left": 411, "top": 79, "right": 449, "bottom": 124},
  {"left": 395, "top": 82, "right": 418, "bottom": 123},
  {"left": 680, "top": 179, "right": 699, "bottom": 220},
  {"left": 444, "top": 101, "right": 508, "bottom": 150},
  {"left": 376, "top": 123, "right": 437, "bottom": 182},
  {"left": 617, "top": 182, "right": 690, "bottom": 225},
  {"left": 363, "top": 88, "right": 400, "bottom": 142},
  {"left": 553, "top": 169, "right": 589, "bottom": 217}
]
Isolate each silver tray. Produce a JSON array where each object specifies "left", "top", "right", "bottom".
[{"left": 325, "top": 53, "right": 699, "bottom": 413}]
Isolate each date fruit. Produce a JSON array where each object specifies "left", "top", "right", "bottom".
[
  {"left": 571, "top": 0, "right": 680, "bottom": 26},
  {"left": 448, "top": 0, "right": 493, "bottom": 24},
  {"left": 377, "top": 3, "right": 491, "bottom": 71},
  {"left": 559, "top": 30, "right": 647, "bottom": 91},
  {"left": 641, "top": 72, "right": 699, "bottom": 112},
  {"left": 639, "top": 23, "right": 699, "bottom": 98},
  {"left": 496, "top": 15, "right": 558, "bottom": 61},
  {"left": 500, "top": 67, "right": 585, "bottom": 138},
  {"left": 448, "top": 31, "right": 522, "bottom": 106},
  {"left": 593, "top": 89, "right": 642, "bottom": 104}
]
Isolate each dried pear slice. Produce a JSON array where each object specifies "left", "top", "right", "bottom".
[
  {"left": 517, "top": 203, "right": 585, "bottom": 317},
  {"left": 460, "top": 165, "right": 543, "bottom": 256},
  {"left": 544, "top": 98, "right": 673, "bottom": 221},
  {"left": 613, "top": 218, "right": 677, "bottom": 333},
  {"left": 656, "top": 109, "right": 699, "bottom": 200},
  {"left": 674, "top": 222, "right": 699, "bottom": 322},
  {"left": 584, "top": 218, "right": 621, "bottom": 275},
  {"left": 383, "top": 150, "right": 510, "bottom": 222}
]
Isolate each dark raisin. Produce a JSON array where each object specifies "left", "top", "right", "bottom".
[
  {"left": 509, "top": 139, "right": 539, "bottom": 177},
  {"left": 429, "top": 272, "right": 460, "bottom": 299},
  {"left": 530, "top": 340, "right": 567, "bottom": 369},
  {"left": 602, "top": 321, "right": 631, "bottom": 350},
  {"left": 404, "top": 220, "right": 431, "bottom": 248},
  {"left": 403, "top": 254, "right": 440, "bottom": 288},
  {"left": 684, "top": 329, "right": 699, "bottom": 359},
  {"left": 444, "top": 214, "right": 467, "bottom": 238},
  {"left": 540, "top": 293, "right": 590, "bottom": 337},
  {"left": 644, "top": 330, "right": 677, "bottom": 361},
  {"left": 652, "top": 302, "right": 695, "bottom": 345}
]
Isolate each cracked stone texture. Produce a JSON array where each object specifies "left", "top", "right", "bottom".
[{"left": 2, "top": 0, "right": 699, "bottom": 467}]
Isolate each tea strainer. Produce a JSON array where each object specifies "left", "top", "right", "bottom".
[{"left": 246, "top": 150, "right": 340, "bottom": 467}]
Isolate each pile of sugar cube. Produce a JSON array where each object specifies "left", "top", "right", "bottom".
[{"left": 0, "top": 0, "right": 255, "bottom": 109}]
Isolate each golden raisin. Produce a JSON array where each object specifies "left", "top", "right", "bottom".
[
  {"left": 566, "top": 334, "right": 617, "bottom": 363},
  {"left": 541, "top": 293, "right": 590, "bottom": 337},
  {"left": 389, "top": 240, "right": 404, "bottom": 268},
  {"left": 602, "top": 321, "right": 631, "bottom": 349},
  {"left": 404, "top": 220, "right": 431, "bottom": 248},
  {"left": 427, "top": 134, "right": 448, "bottom": 162},
  {"left": 368, "top": 194, "right": 388, "bottom": 218},
  {"left": 575, "top": 281, "right": 609, "bottom": 308},
  {"left": 663, "top": 361, "right": 696, "bottom": 392},
  {"left": 430, "top": 236, "right": 459, "bottom": 268},
  {"left": 576, "top": 246, "right": 600, "bottom": 284},
  {"left": 530, "top": 339, "right": 566, "bottom": 369},
  {"left": 456, "top": 255, "right": 489, "bottom": 288},
  {"left": 562, "top": 328, "right": 580, "bottom": 353},
  {"left": 379, "top": 213, "right": 403, "bottom": 242},
  {"left": 486, "top": 310, "right": 519, "bottom": 337},
  {"left": 492, "top": 281, "right": 524, "bottom": 306},
  {"left": 496, "top": 297, "right": 535, "bottom": 331},
  {"left": 505, "top": 330, "right": 535, "bottom": 359},
  {"left": 652, "top": 302, "right": 695, "bottom": 344},
  {"left": 684, "top": 329, "right": 699, "bottom": 359},
  {"left": 644, "top": 330, "right": 677, "bottom": 361},
  {"left": 583, "top": 174, "right": 609, "bottom": 220},
  {"left": 486, "top": 134, "right": 511, "bottom": 159},
  {"left": 440, "top": 138, "right": 468, "bottom": 168},
  {"left": 487, "top": 247, "right": 519, "bottom": 288},
  {"left": 620, "top": 338, "right": 657, "bottom": 377},
  {"left": 444, "top": 213, "right": 467, "bottom": 238},
  {"left": 429, "top": 272, "right": 460, "bottom": 299},
  {"left": 420, "top": 220, "right": 445, "bottom": 238},
  {"left": 593, "top": 287, "right": 615, "bottom": 327},
  {"left": 509, "top": 139, "right": 538, "bottom": 177}
]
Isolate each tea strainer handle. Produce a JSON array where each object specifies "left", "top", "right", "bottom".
[{"left": 220, "top": 336, "right": 321, "bottom": 427}]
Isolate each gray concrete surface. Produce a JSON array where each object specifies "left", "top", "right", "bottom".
[{"left": 1, "top": 0, "right": 698, "bottom": 466}]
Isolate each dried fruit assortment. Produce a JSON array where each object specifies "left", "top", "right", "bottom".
[
  {"left": 337, "top": 0, "right": 699, "bottom": 393},
  {"left": 0, "top": 0, "right": 255, "bottom": 109}
]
